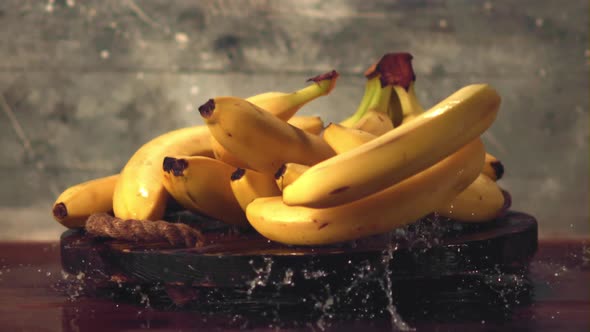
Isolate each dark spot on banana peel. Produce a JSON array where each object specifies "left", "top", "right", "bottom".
[
  {"left": 53, "top": 202, "right": 68, "bottom": 220},
  {"left": 274, "top": 164, "right": 286, "bottom": 179},
  {"left": 491, "top": 160, "right": 504, "bottom": 180},
  {"left": 365, "top": 53, "right": 416, "bottom": 90},
  {"left": 198, "top": 99, "right": 215, "bottom": 118},
  {"left": 231, "top": 168, "right": 246, "bottom": 181},
  {"left": 163, "top": 157, "right": 189, "bottom": 176},
  {"left": 306, "top": 70, "right": 339, "bottom": 84},
  {"left": 329, "top": 186, "right": 350, "bottom": 195},
  {"left": 318, "top": 222, "right": 329, "bottom": 230},
  {"left": 226, "top": 131, "right": 232, "bottom": 137}
]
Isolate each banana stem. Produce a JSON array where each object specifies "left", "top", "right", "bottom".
[{"left": 341, "top": 77, "right": 381, "bottom": 126}]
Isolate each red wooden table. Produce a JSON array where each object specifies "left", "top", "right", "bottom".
[{"left": 0, "top": 238, "right": 588, "bottom": 331}]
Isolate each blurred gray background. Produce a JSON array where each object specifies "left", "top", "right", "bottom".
[{"left": 0, "top": 0, "right": 587, "bottom": 240}]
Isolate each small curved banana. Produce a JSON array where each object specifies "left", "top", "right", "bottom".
[
  {"left": 436, "top": 173, "right": 509, "bottom": 222},
  {"left": 113, "top": 126, "right": 213, "bottom": 221},
  {"left": 274, "top": 163, "right": 310, "bottom": 191},
  {"left": 230, "top": 168, "right": 281, "bottom": 211},
  {"left": 52, "top": 174, "right": 119, "bottom": 228},
  {"left": 247, "top": 70, "right": 339, "bottom": 121},
  {"left": 482, "top": 153, "right": 504, "bottom": 181},
  {"left": 247, "top": 139, "right": 485, "bottom": 245},
  {"left": 351, "top": 110, "right": 394, "bottom": 136},
  {"left": 162, "top": 156, "right": 247, "bottom": 226},
  {"left": 212, "top": 115, "right": 325, "bottom": 168},
  {"left": 322, "top": 123, "right": 377, "bottom": 154},
  {"left": 283, "top": 84, "right": 501, "bottom": 208},
  {"left": 199, "top": 97, "right": 335, "bottom": 174}
]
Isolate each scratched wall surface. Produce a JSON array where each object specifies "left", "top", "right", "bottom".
[{"left": 0, "top": 0, "right": 587, "bottom": 240}]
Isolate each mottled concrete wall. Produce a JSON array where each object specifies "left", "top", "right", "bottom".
[{"left": 0, "top": 0, "right": 587, "bottom": 240}]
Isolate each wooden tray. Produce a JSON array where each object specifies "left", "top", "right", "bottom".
[{"left": 59, "top": 211, "right": 538, "bottom": 323}]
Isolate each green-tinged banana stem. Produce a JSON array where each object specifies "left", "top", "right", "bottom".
[
  {"left": 247, "top": 139, "right": 485, "bottom": 245},
  {"left": 340, "top": 76, "right": 381, "bottom": 127}
]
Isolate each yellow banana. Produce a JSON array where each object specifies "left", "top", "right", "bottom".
[
  {"left": 113, "top": 126, "right": 213, "bottom": 221},
  {"left": 482, "top": 153, "right": 504, "bottom": 181},
  {"left": 351, "top": 110, "right": 394, "bottom": 136},
  {"left": 52, "top": 174, "right": 119, "bottom": 228},
  {"left": 246, "top": 70, "right": 339, "bottom": 121},
  {"left": 283, "top": 84, "right": 501, "bottom": 208},
  {"left": 436, "top": 173, "right": 509, "bottom": 222},
  {"left": 162, "top": 156, "right": 247, "bottom": 226},
  {"left": 322, "top": 123, "right": 377, "bottom": 154},
  {"left": 274, "top": 163, "right": 310, "bottom": 191},
  {"left": 199, "top": 97, "right": 335, "bottom": 174},
  {"left": 286, "top": 115, "right": 325, "bottom": 135},
  {"left": 247, "top": 139, "right": 485, "bottom": 245},
  {"left": 211, "top": 115, "right": 325, "bottom": 168},
  {"left": 230, "top": 168, "right": 281, "bottom": 211}
]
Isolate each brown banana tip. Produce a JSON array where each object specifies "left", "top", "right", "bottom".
[
  {"left": 306, "top": 70, "right": 339, "bottom": 84},
  {"left": 198, "top": 99, "right": 215, "bottom": 118},
  {"left": 365, "top": 52, "right": 416, "bottom": 90},
  {"left": 163, "top": 157, "right": 188, "bottom": 176},
  {"left": 231, "top": 168, "right": 246, "bottom": 181},
  {"left": 274, "top": 164, "right": 286, "bottom": 179},
  {"left": 491, "top": 160, "right": 504, "bottom": 180},
  {"left": 499, "top": 189, "right": 512, "bottom": 217},
  {"left": 52, "top": 202, "right": 67, "bottom": 220}
]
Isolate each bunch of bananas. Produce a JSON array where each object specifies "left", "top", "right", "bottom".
[{"left": 52, "top": 53, "right": 509, "bottom": 246}]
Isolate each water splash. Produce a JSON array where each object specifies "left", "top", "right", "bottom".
[{"left": 246, "top": 257, "right": 274, "bottom": 297}]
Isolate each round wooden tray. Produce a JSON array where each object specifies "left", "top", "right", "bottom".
[{"left": 60, "top": 211, "right": 537, "bottom": 323}]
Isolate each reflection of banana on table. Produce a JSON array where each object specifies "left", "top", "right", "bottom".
[{"left": 51, "top": 53, "right": 511, "bottom": 247}]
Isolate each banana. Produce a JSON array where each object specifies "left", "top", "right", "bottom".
[
  {"left": 436, "top": 173, "right": 509, "bottom": 222},
  {"left": 247, "top": 139, "right": 485, "bottom": 245},
  {"left": 351, "top": 110, "right": 394, "bottom": 136},
  {"left": 162, "top": 156, "right": 247, "bottom": 226},
  {"left": 230, "top": 168, "right": 281, "bottom": 211},
  {"left": 282, "top": 84, "right": 501, "bottom": 208},
  {"left": 52, "top": 174, "right": 119, "bottom": 228},
  {"left": 322, "top": 123, "right": 377, "bottom": 154},
  {"left": 274, "top": 163, "right": 310, "bottom": 191},
  {"left": 211, "top": 115, "right": 325, "bottom": 168},
  {"left": 113, "top": 126, "right": 213, "bottom": 221},
  {"left": 286, "top": 115, "right": 325, "bottom": 135},
  {"left": 199, "top": 97, "right": 335, "bottom": 174},
  {"left": 246, "top": 70, "right": 339, "bottom": 121},
  {"left": 482, "top": 153, "right": 504, "bottom": 181}
]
